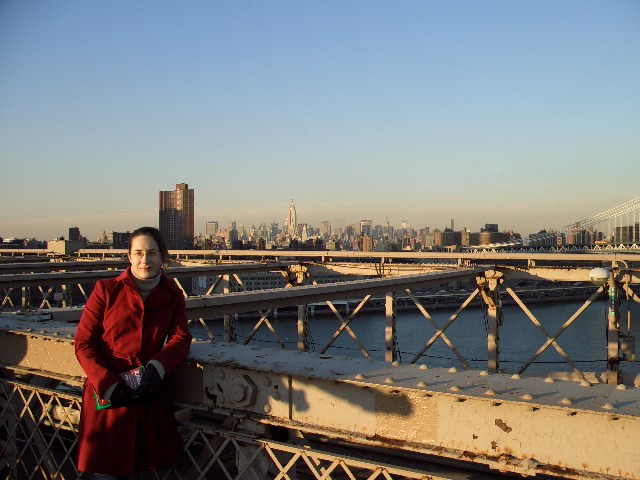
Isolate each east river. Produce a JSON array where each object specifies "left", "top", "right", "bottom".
[{"left": 192, "top": 295, "right": 640, "bottom": 377}]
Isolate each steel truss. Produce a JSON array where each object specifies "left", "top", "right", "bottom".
[
  {"left": 0, "top": 378, "right": 497, "bottom": 480},
  {"left": 3, "top": 256, "right": 640, "bottom": 383}
]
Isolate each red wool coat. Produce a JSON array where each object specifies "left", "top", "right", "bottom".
[{"left": 74, "top": 268, "right": 192, "bottom": 476}]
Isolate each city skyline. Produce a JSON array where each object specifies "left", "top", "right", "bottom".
[
  {"left": 1, "top": 193, "right": 634, "bottom": 244},
  {"left": 2, "top": 2, "right": 639, "bottom": 240}
]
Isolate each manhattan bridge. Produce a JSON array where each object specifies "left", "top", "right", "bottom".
[{"left": 468, "top": 196, "right": 640, "bottom": 252}]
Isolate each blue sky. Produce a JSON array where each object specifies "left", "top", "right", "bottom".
[{"left": 1, "top": 1, "right": 639, "bottom": 240}]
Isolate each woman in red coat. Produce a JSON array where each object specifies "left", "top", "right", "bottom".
[{"left": 75, "top": 227, "right": 192, "bottom": 478}]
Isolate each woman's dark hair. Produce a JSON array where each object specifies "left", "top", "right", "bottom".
[{"left": 128, "top": 227, "right": 170, "bottom": 263}]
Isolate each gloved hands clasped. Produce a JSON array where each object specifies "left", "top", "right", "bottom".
[
  {"left": 109, "top": 383, "right": 137, "bottom": 408},
  {"left": 106, "top": 363, "right": 162, "bottom": 408},
  {"left": 138, "top": 363, "right": 162, "bottom": 400}
]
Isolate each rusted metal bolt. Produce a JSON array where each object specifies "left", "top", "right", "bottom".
[
  {"left": 231, "top": 383, "right": 248, "bottom": 403},
  {"left": 230, "top": 375, "right": 257, "bottom": 407}
]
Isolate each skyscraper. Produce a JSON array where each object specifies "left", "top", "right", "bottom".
[
  {"left": 68, "top": 227, "right": 81, "bottom": 242},
  {"left": 360, "top": 220, "right": 372, "bottom": 236},
  {"left": 159, "top": 183, "right": 194, "bottom": 250},
  {"left": 286, "top": 199, "right": 297, "bottom": 237},
  {"left": 205, "top": 221, "right": 219, "bottom": 237},
  {"left": 320, "top": 221, "right": 331, "bottom": 240}
]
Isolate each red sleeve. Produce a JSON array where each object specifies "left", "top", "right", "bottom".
[
  {"left": 150, "top": 293, "right": 192, "bottom": 375},
  {"left": 74, "top": 280, "right": 121, "bottom": 396}
]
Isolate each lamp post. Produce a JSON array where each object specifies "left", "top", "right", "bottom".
[{"left": 589, "top": 267, "right": 620, "bottom": 385}]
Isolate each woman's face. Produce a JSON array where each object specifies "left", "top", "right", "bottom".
[{"left": 128, "top": 234, "right": 163, "bottom": 279}]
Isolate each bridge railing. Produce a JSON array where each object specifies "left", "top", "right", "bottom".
[
  {"left": 185, "top": 267, "right": 640, "bottom": 385},
  {"left": 1, "top": 252, "right": 639, "bottom": 384},
  {"left": 2, "top": 310, "right": 640, "bottom": 480},
  {"left": 1, "top": 375, "right": 449, "bottom": 480}
]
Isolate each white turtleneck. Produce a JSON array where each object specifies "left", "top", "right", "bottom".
[{"left": 131, "top": 272, "right": 161, "bottom": 301}]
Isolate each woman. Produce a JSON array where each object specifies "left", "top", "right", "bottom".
[{"left": 75, "top": 227, "right": 192, "bottom": 478}]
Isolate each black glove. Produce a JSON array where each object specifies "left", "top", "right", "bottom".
[
  {"left": 109, "top": 383, "right": 137, "bottom": 408},
  {"left": 138, "top": 363, "right": 162, "bottom": 400}
]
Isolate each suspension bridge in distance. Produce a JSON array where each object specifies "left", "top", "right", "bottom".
[{"left": 466, "top": 196, "right": 640, "bottom": 251}]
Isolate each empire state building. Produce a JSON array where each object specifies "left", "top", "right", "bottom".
[{"left": 287, "top": 199, "right": 297, "bottom": 237}]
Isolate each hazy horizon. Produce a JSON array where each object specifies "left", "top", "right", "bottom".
[{"left": 2, "top": 2, "right": 639, "bottom": 240}]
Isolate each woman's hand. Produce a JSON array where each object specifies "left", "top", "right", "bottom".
[
  {"left": 138, "top": 363, "right": 162, "bottom": 400},
  {"left": 109, "top": 383, "right": 137, "bottom": 408}
]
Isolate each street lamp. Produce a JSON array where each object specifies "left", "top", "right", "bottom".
[
  {"left": 589, "top": 267, "right": 622, "bottom": 384},
  {"left": 588, "top": 267, "right": 610, "bottom": 286}
]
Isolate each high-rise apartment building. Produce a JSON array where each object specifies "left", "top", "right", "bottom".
[
  {"left": 69, "top": 227, "right": 81, "bottom": 242},
  {"left": 159, "top": 183, "right": 194, "bottom": 250},
  {"left": 112, "top": 231, "right": 132, "bottom": 249},
  {"left": 360, "top": 234, "right": 373, "bottom": 252}
]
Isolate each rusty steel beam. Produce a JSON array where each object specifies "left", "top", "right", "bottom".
[
  {"left": 0, "top": 259, "right": 129, "bottom": 274},
  {"left": 75, "top": 248, "right": 640, "bottom": 269},
  {"left": 0, "top": 262, "right": 296, "bottom": 289},
  {"left": 0, "top": 318, "right": 83, "bottom": 382},
  {"left": 0, "top": 313, "right": 638, "bottom": 479},
  {"left": 5, "top": 252, "right": 639, "bottom": 287},
  {"left": 191, "top": 342, "right": 640, "bottom": 479},
  {"left": 500, "top": 266, "right": 640, "bottom": 284},
  {"left": 0, "top": 249, "right": 49, "bottom": 256},
  {"left": 78, "top": 248, "right": 640, "bottom": 263},
  {"left": 183, "top": 269, "right": 481, "bottom": 318},
  {"left": 0, "top": 270, "right": 120, "bottom": 289},
  {"left": 7, "top": 260, "right": 636, "bottom": 285},
  {"left": 7, "top": 269, "right": 480, "bottom": 325},
  {"left": 305, "top": 262, "right": 460, "bottom": 277},
  {"left": 8, "top": 270, "right": 481, "bottom": 324}
]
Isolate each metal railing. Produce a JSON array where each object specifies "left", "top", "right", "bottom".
[
  {"left": 0, "top": 377, "right": 488, "bottom": 480},
  {"left": 2, "top": 252, "right": 640, "bottom": 384},
  {"left": 0, "top": 379, "right": 81, "bottom": 479}
]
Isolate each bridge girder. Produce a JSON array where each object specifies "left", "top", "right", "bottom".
[{"left": 0, "top": 315, "right": 638, "bottom": 480}]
